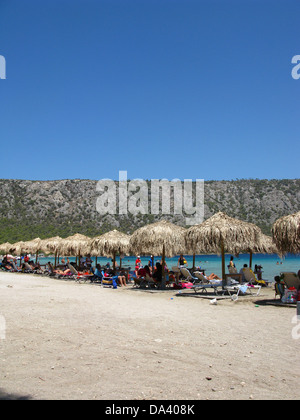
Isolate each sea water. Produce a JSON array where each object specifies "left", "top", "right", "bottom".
[{"left": 37, "top": 253, "right": 300, "bottom": 282}]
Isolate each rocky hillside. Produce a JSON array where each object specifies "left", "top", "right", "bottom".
[{"left": 0, "top": 178, "right": 299, "bottom": 243}]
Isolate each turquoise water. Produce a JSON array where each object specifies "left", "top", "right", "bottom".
[{"left": 37, "top": 253, "right": 300, "bottom": 282}]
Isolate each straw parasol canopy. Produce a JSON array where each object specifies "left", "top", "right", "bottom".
[
  {"left": 0, "top": 242, "right": 13, "bottom": 255},
  {"left": 272, "top": 211, "right": 300, "bottom": 255},
  {"left": 129, "top": 220, "right": 187, "bottom": 288},
  {"left": 39, "top": 236, "right": 63, "bottom": 255},
  {"left": 256, "top": 233, "right": 278, "bottom": 254},
  {"left": 58, "top": 233, "right": 91, "bottom": 257},
  {"left": 90, "top": 230, "right": 130, "bottom": 258},
  {"left": 185, "top": 212, "right": 262, "bottom": 281},
  {"left": 9, "top": 241, "right": 26, "bottom": 256},
  {"left": 90, "top": 230, "right": 131, "bottom": 269},
  {"left": 129, "top": 220, "right": 186, "bottom": 258},
  {"left": 21, "top": 238, "right": 42, "bottom": 254}
]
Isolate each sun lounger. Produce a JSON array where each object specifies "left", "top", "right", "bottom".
[
  {"left": 180, "top": 267, "right": 198, "bottom": 282},
  {"left": 10, "top": 261, "right": 21, "bottom": 272},
  {"left": 242, "top": 267, "right": 267, "bottom": 286},
  {"left": 23, "top": 262, "right": 35, "bottom": 273},
  {"left": 275, "top": 281, "right": 285, "bottom": 299},
  {"left": 225, "top": 283, "right": 262, "bottom": 301},
  {"left": 193, "top": 271, "right": 210, "bottom": 284},
  {"left": 134, "top": 273, "right": 158, "bottom": 289},
  {"left": 191, "top": 273, "right": 224, "bottom": 295},
  {"left": 68, "top": 264, "right": 93, "bottom": 282},
  {"left": 133, "top": 276, "right": 148, "bottom": 288},
  {"left": 101, "top": 272, "right": 119, "bottom": 288},
  {"left": 280, "top": 272, "right": 300, "bottom": 291}
]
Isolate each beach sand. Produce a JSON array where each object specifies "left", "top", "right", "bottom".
[{"left": 0, "top": 272, "right": 299, "bottom": 400}]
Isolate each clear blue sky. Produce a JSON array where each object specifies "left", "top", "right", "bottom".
[{"left": 0, "top": 0, "right": 299, "bottom": 181}]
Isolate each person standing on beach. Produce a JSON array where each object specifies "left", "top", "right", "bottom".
[
  {"left": 135, "top": 256, "right": 141, "bottom": 276},
  {"left": 229, "top": 256, "right": 236, "bottom": 269},
  {"left": 177, "top": 254, "right": 187, "bottom": 267}
]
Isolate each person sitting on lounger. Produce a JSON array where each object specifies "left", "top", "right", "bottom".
[
  {"left": 152, "top": 262, "right": 162, "bottom": 284},
  {"left": 239, "top": 264, "right": 248, "bottom": 282},
  {"left": 137, "top": 265, "right": 151, "bottom": 279},
  {"left": 117, "top": 273, "right": 127, "bottom": 287},
  {"left": 48, "top": 262, "right": 72, "bottom": 276},
  {"left": 106, "top": 267, "right": 127, "bottom": 286},
  {"left": 1, "top": 256, "right": 14, "bottom": 271},
  {"left": 90, "top": 264, "right": 103, "bottom": 282}
]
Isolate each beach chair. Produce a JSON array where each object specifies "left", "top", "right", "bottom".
[
  {"left": 191, "top": 273, "right": 224, "bottom": 295},
  {"left": 68, "top": 264, "right": 93, "bottom": 282},
  {"left": 242, "top": 267, "right": 267, "bottom": 287},
  {"left": 145, "top": 273, "right": 157, "bottom": 288},
  {"left": 48, "top": 262, "right": 66, "bottom": 278},
  {"left": 228, "top": 266, "right": 238, "bottom": 274},
  {"left": 101, "top": 272, "right": 118, "bottom": 288},
  {"left": 225, "top": 283, "right": 262, "bottom": 301},
  {"left": 180, "top": 267, "right": 198, "bottom": 283},
  {"left": 280, "top": 272, "right": 300, "bottom": 291},
  {"left": 193, "top": 271, "right": 210, "bottom": 284},
  {"left": 133, "top": 276, "right": 148, "bottom": 288},
  {"left": 10, "top": 261, "right": 21, "bottom": 272},
  {"left": 23, "top": 262, "right": 35, "bottom": 273},
  {"left": 274, "top": 281, "right": 285, "bottom": 299}
]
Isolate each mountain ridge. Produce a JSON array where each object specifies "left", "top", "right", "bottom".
[{"left": 0, "top": 178, "right": 299, "bottom": 243}]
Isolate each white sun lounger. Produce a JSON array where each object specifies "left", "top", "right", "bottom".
[
  {"left": 225, "top": 283, "right": 262, "bottom": 301},
  {"left": 191, "top": 280, "right": 224, "bottom": 295}
]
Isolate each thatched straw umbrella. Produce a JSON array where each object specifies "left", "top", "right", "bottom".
[
  {"left": 90, "top": 230, "right": 130, "bottom": 270},
  {"left": 9, "top": 241, "right": 26, "bottom": 256},
  {"left": 272, "top": 211, "right": 300, "bottom": 255},
  {"left": 240, "top": 233, "right": 278, "bottom": 268},
  {"left": 39, "top": 236, "right": 63, "bottom": 255},
  {"left": 0, "top": 242, "right": 13, "bottom": 255},
  {"left": 185, "top": 212, "right": 262, "bottom": 283},
  {"left": 9, "top": 241, "right": 26, "bottom": 267},
  {"left": 21, "top": 238, "right": 41, "bottom": 254},
  {"left": 129, "top": 220, "right": 187, "bottom": 288},
  {"left": 21, "top": 238, "right": 42, "bottom": 263},
  {"left": 38, "top": 236, "right": 64, "bottom": 266},
  {"left": 58, "top": 234, "right": 91, "bottom": 265}
]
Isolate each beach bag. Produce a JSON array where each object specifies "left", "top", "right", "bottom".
[
  {"left": 180, "top": 282, "right": 193, "bottom": 289},
  {"left": 282, "top": 288, "right": 297, "bottom": 304},
  {"left": 112, "top": 276, "right": 118, "bottom": 289},
  {"left": 172, "top": 282, "right": 193, "bottom": 289}
]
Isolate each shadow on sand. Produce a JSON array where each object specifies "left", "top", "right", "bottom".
[{"left": 0, "top": 388, "right": 32, "bottom": 400}]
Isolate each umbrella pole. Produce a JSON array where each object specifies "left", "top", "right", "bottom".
[
  {"left": 55, "top": 251, "right": 57, "bottom": 268},
  {"left": 193, "top": 253, "right": 195, "bottom": 270},
  {"left": 221, "top": 241, "right": 226, "bottom": 289},
  {"left": 113, "top": 252, "right": 116, "bottom": 272},
  {"left": 162, "top": 244, "right": 166, "bottom": 289},
  {"left": 36, "top": 250, "right": 39, "bottom": 265},
  {"left": 249, "top": 250, "right": 253, "bottom": 269}
]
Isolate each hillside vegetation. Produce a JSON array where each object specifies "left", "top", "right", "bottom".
[{"left": 0, "top": 178, "right": 299, "bottom": 243}]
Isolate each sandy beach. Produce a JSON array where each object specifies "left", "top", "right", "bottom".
[{"left": 0, "top": 272, "right": 299, "bottom": 400}]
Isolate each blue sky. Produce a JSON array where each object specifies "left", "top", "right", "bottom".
[{"left": 0, "top": 0, "right": 299, "bottom": 182}]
